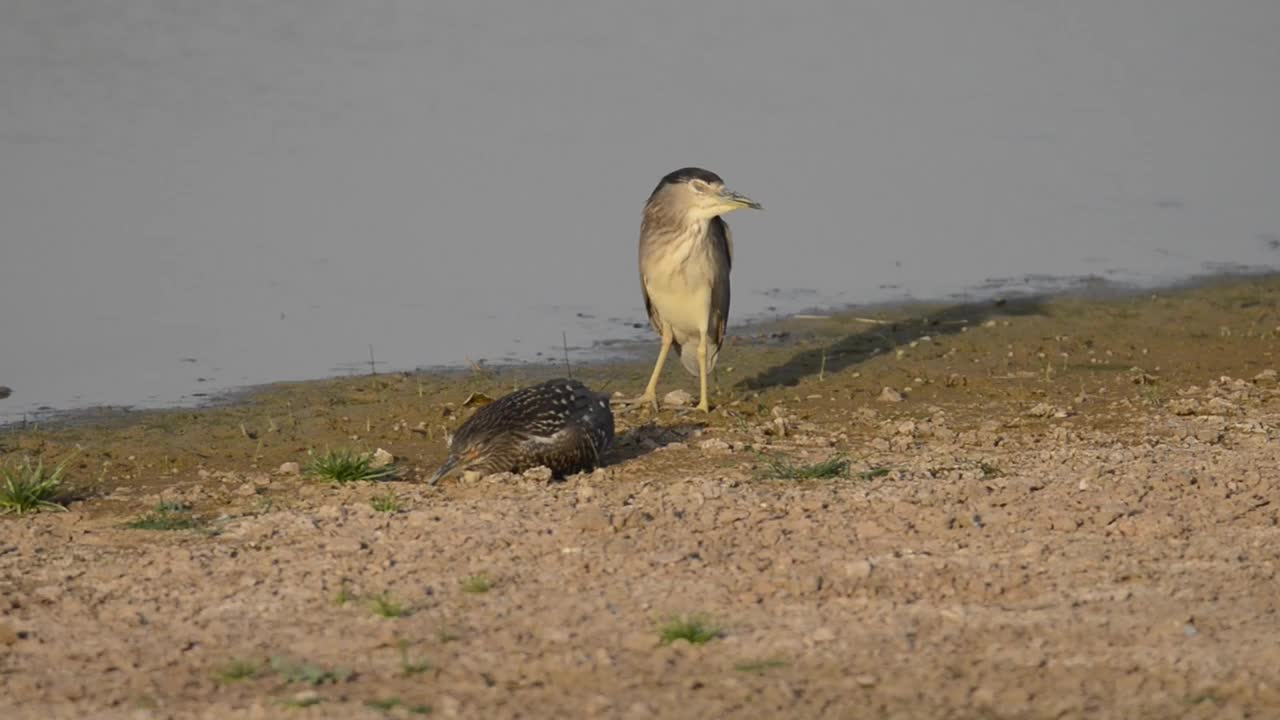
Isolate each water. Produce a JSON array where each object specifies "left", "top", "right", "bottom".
[{"left": 2, "top": 0, "right": 1279, "bottom": 422}]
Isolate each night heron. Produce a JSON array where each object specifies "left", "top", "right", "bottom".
[
  {"left": 428, "top": 378, "right": 615, "bottom": 483},
  {"left": 634, "top": 167, "right": 762, "bottom": 412}
]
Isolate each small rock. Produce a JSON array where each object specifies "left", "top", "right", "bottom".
[
  {"left": 877, "top": 387, "right": 903, "bottom": 403},
  {"left": 1168, "top": 399, "right": 1199, "bottom": 416},
  {"left": 854, "top": 674, "right": 878, "bottom": 687},
  {"left": 523, "top": 465, "right": 553, "bottom": 482},
  {"left": 572, "top": 507, "right": 612, "bottom": 532},
  {"left": 845, "top": 559, "right": 873, "bottom": 580},
  {"left": 699, "top": 438, "right": 731, "bottom": 451},
  {"left": 1026, "top": 402, "right": 1055, "bottom": 418},
  {"left": 1204, "top": 397, "right": 1238, "bottom": 415},
  {"left": 277, "top": 462, "right": 301, "bottom": 476},
  {"left": 663, "top": 389, "right": 693, "bottom": 408},
  {"left": 326, "top": 537, "right": 365, "bottom": 553},
  {"left": 810, "top": 627, "right": 836, "bottom": 643},
  {"left": 370, "top": 448, "right": 395, "bottom": 468},
  {"left": 1253, "top": 369, "right": 1277, "bottom": 384},
  {"left": 462, "top": 470, "right": 483, "bottom": 483},
  {"left": 291, "top": 690, "right": 320, "bottom": 706}
]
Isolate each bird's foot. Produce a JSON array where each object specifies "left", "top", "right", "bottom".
[{"left": 622, "top": 392, "right": 660, "bottom": 414}]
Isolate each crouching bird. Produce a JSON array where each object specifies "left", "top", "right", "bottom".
[
  {"left": 634, "top": 167, "right": 762, "bottom": 412},
  {"left": 428, "top": 378, "right": 615, "bottom": 484}
]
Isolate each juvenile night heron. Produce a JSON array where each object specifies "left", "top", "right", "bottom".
[
  {"left": 428, "top": 378, "right": 615, "bottom": 484},
  {"left": 634, "top": 167, "right": 762, "bottom": 412}
]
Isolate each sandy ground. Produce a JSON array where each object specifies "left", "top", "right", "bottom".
[{"left": 3, "top": 276, "right": 1280, "bottom": 719}]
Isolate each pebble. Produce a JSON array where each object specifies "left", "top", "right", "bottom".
[
  {"left": 523, "top": 466, "right": 554, "bottom": 482},
  {"left": 0, "top": 621, "right": 19, "bottom": 645},
  {"left": 370, "top": 448, "right": 395, "bottom": 468},
  {"left": 663, "top": 389, "right": 693, "bottom": 408},
  {"left": 877, "top": 387, "right": 903, "bottom": 403},
  {"left": 277, "top": 462, "right": 301, "bottom": 476},
  {"left": 699, "top": 438, "right": 732, "bottom": 451},
  {"left": 326, "top": 537, "right": 365, "bottom": 554},
  {"left": 1026, "top": 403, "right": 1055, "bottom": 418},
  {"left": 572, "top": 507, "right": 612, "bottom": 532}
]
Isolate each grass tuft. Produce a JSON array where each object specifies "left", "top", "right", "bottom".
[
  {"left": 125, "top": 503, "right": 200, "bottom": 531},
  {"left": 269, "top": 656, "right": 353, "bottom": 686},
  {"left": 398, "top": 640, "right": 432, "bottom": 676},
  {"left": 734, "top": 659, "right": 787, "bottom": 674},
  {"left": 459, "top": 574, "right": 492, "bottom": 594},
  {"left": 758, "top": 455, "right": 850, "bottom": 480},
  {"left": 304, "top": 449, "right": 395, "bottom": 484},
  {"left": 858, "top": 466, "right": 891, "bottom": 480},
  {"left": 370, "top": 492, "right": 403, "bottom": 513},
  {"left": 214, "top": 658, "right": 261, "bottom": 683},
  {"left": 0, "top": 457, "right": 71, "bottom": 515},
  {"left": 371, "top": 593, "right": 409, "bottom": 618},
  {"left": 658, "top": 614, "right": 721, "bottom": 645}
]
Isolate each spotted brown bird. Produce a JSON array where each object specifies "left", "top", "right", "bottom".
[
  {"left": 633, "top": 167, "right": 762, "bottom": 413},
  {"left": 428, "top": 378, "right": 614, "bottom": 483}
]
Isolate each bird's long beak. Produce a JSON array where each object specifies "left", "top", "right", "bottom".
[
  {"left": 427, "top": 456, "right": 458, "bottom": 485},
  {"left": 720, "top": 187, "right": 763, "bottom": 210}
]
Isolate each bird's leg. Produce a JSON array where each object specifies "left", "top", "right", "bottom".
[
  {"left": 696, "top": 332, "right": 710, "bottom": 413},
  {"left": 636, "top": 327, "right": 673, "bottom": 412}
]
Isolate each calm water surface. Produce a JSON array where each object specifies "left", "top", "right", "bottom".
[{"left": 2, "top": 0, "right": 1279, "bottom": 421}]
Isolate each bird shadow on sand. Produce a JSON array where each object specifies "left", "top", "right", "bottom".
[
  {"left": 604, "top": 420, "right": 707, "bottom": 464},
  {"left": 736, "top": 296, "right": 1047, "bottom": 391}
]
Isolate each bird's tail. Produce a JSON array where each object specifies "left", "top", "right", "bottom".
[{"left": 676, "top": 341, "right": 719, "bottom": 376}]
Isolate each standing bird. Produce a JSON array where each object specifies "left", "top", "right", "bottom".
[
  {"left": 428, "top": 378, "right": 614, "bottom": 484},
  {"left": 634, "top": 167, "right": 762, "bottom": 412}
]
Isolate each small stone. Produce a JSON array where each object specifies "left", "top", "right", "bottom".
[
  {"left": 845, "top": 559, "right": 873, "bottom": 580},
  {"left": 277, "top": 462, "right": 301, "bottom": 476},
  {"left": 1253, "top": 369, "right": 1277, "bottom": 384},
  {"left": 1168, "top": 399, "right": 1199, "bottom": 416},
  {"left": 1193, "top": 427, "right": 1222, "bottom": 444},
  {"left": 291, "top": 690, "right": 320, "bottom": 706},
  {"left": 370, "top": 448, "right": 395, "bottom": 468},
  {"left": 854, "top": 674, "right": 878, "bottom": 687},
  {"left": 699, "top": 438, "right": 731, "bottom": 451},
  {"left": 462, "top": 470, "right": 483, "bottom": 483},
  {"left": 1026, "top": 402, "right": 1055, "bottom": 418},
  {"left": 663, "top": 389, "right": 693, "bottom": 408},
  {"left": 877, "top": 387, "right": 903, "bottom": 403},
  {"left": 326, "top": 537, "right": 365, "bottom": 553},
  {"left": 523, "top": 465, "right": 553, "bottom": 482},
  {"left": 572, "top": 506, "right": 611, "bottom": 532}
]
